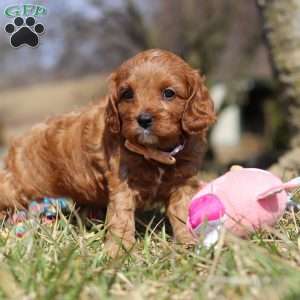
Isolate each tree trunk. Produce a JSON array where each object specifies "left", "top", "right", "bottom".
[{"left": 256, "top": 0, "right": 300, "bottom": 177}]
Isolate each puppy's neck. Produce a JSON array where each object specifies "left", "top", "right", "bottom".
[{"left": 124, "top": 139, "right": 185, "bottom": 165}]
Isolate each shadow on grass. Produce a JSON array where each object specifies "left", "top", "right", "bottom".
[{"left": 73, "top": 206, "right": 173, "bottom": 239}]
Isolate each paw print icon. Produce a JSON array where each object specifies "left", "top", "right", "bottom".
[{"left": 5, "top": 16, "right": 45, "bottom": 48}]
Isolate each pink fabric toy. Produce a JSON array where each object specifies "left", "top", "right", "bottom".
[{"left": 187, "top": 167, "right": 300, "bottom": 247}]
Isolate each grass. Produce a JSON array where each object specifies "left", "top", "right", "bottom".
[{"left": 0, "top": 199, "right": 300, "bottom": 300}]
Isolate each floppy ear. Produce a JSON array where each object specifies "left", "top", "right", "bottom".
[
  {"left": 105, "top": 74, "right": 120, "bottom": 134},
  {"left": 182, "top": 70, "right": 216, "bottom": 135}
]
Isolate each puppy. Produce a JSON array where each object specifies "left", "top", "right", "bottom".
[{"left": 0, "top": 49, "right": 215, "bottom": 256}]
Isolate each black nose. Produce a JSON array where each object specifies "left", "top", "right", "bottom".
[{"left": 137, "top": 113, "right": 153, "bottom": 129}]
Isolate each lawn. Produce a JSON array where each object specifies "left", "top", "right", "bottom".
[{"left": 0, "top": 199, "right": 300, "bottom": 300}]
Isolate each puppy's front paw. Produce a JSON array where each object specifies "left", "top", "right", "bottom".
[
  {"left": 174, "top": 229, "right": 197, "bottom": 246},
  {"left": 103, "top": 239, "right": 123, "bottom": 258},
  {"left": 103, "top": 238, "right": 135, "bottom": 258}
]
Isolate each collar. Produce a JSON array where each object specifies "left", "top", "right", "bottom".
[
  {"left": 169, "top": 141, "right": 185, "bottom": 156},
  {"left": 125, "top": 138, "right": 185, "bottom": 165}
]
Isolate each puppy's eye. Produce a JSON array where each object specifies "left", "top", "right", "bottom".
[
  {"left": 120, "top": 88, "right": 134, "bottom": 100},
  {"left": 163, "top": 88, "right": 175, "bottom": 100}
]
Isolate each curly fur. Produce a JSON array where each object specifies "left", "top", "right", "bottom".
[{"left": 0, "top": 49, "right": 215, "bottom": 256}]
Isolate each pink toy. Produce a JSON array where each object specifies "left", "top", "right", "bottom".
[{"left": 187, "top": 167, "right": 300, "bottom": 247}]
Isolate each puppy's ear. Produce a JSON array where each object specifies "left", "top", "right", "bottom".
[
  {"left": 182, "top": 70, "right": 216, "bottom": 135},
  {"left": 105, "top": 73, "right": 120, "bottom": 133}
]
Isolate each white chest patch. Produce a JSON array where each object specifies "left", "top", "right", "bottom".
[
  {"left": 151, "top": 167, "right": 165, "bottom": 197},
  {"left": 157, "top": 167, "right": 165, "bottom": 185}
]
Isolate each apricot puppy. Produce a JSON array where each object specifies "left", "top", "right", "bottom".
[{"left": 0, "top": 49, "right": 215, "bottom": 256}]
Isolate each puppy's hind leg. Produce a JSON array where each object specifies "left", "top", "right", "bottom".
[{"left": 0, "top": 171, "right": 27, "bottom": 214}]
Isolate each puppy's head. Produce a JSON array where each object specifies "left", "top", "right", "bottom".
[{"left": 105, "top": 49, "right": 215, "bottom": 150}]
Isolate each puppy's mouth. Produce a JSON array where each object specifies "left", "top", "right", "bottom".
[
  {"left": 135, "top": 128, "right": 184, "bottom": 152},
  {"left": 126, "top": 128, "right": 185, "bottom": 165},
  {"left": 137, "top": 129, "right": 159, "bottom": 146}
]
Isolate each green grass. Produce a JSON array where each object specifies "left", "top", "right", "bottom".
[{"left": 0, "top": 204, "right": 300, "bottom": 300}]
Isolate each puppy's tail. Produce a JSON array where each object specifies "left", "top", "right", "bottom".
[{"left": 0, "top": 170, "right": 26, "bottom": 212}]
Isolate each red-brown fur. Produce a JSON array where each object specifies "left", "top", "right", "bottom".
[{"left": 0, "top": 49, "right": 215, "bottom": 255}]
